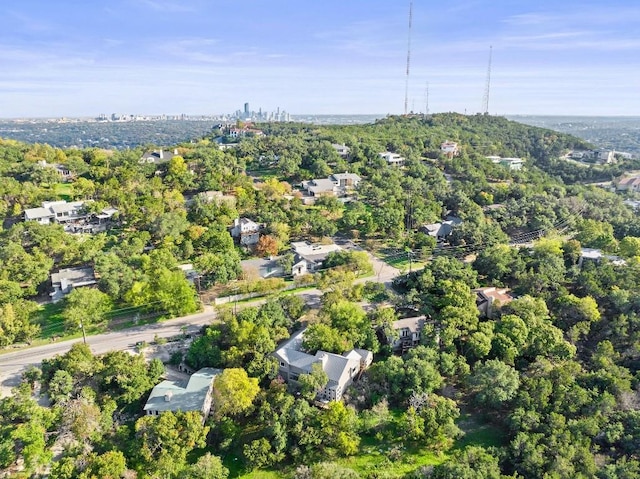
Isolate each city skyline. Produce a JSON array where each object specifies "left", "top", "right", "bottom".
[{"left": 1, "top": 0, "right": 639, "bottom": 118}]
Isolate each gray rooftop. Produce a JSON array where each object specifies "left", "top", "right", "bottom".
[
  {"left": 24, "top": 207, "right": 53, "bottom": 220},
  {"left": 51, "top": 267, "right": 96, "bottom": 287},
  {"left": 143, "top": 368, "right": 220, "bottom": 413},
  {"left": 393, "top": 316, "right": 427, "bottom": 334},
  {"left": 306, "top": 178, "right": 337, "bottom": 194}
]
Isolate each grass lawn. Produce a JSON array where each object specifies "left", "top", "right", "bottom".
[
  {"left": 385, "top": 256, "right": 427, "bottom": 271},
  {"left": 33, "top": 301, "right": 66, "bottom": 340},
  {"left": 53, "top": 182, "right": 73, "bottom": 200},
  {"left": 454, "top": 414, "right": 507, "bottom": 450},
  {"left": 336, "top": 435, "right": 446, "bottom": 477},
  {"left": 236, "top": 469, "right": 283, "bottom": 479}
]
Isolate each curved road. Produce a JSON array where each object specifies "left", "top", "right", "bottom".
[{"left": 0, "top": 246, "right": 400, "bottom": 397}]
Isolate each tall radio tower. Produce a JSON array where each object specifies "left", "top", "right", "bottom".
[
  {"left": 481, "top": 45, "right": 493, "bottom": 115},
  {"left": 404, "top": 1, "right": 413, "bottom": 115}
]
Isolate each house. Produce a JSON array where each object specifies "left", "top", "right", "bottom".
[
  {"left": 140, "top": 149, "right": 179, "bottom": 164},
  {"left": 37, "top": 160, "right": 74, "bottom": 181},
  {"left": 177, "top": 263, "right": 200, "bottom": 285},
  {"left": 596, "top": 150, "right": 615, "bottom": 164},
  {"left": 273, "top": 329, "right": 372, "bottom": 401},
  {"left": 24, "top": 200, "right": 118, "bottom": 233},
  {"left": 474, "top": 287, "right": 513, "bottom": 318},
  {"left": 241, "top": 257, "right": 285, "bottom": 279},
  {"left": 616, "top": 176, "right": 640, "bottom": 193},
  {"left": 486, "top": 156, "right": 525, "bottom": 171},
  {"left": 290, "top": 241, "right": 342, "bottom": 276},
  {"left": 143, "top": 368, "right": 220, "bottom": 422},
  {"left": 24, "top": 200, "right": 87, "bottom": 225},
  {"left": 379, "top": 151, "right": 405, "bottom": 167},
  {"left": 441, "top": 141, "right": 459, "bottom": 158},
  {"left": 230, "top": 217, "right": 261, "bottom": 246},
  {"left": 196, "top": 190, "right": 236, "bottom": 206},
  {"left": 624, "top": 200, "right": 640, "bottom": 211},
  {"left": 301, "top": 173, "right": 361, "bottom": 199},
  {"left": 50, "top": 266, "right": 97, "bottom": 302},
  {"left": 420, "top": 216, "right": 462, "bottom": 242},
  {"left": 389, "top": 316, "right": 427, "bottom": 353},
  {"left": 225, "top": 123, "right": 264, "bottom": 138},
  {"left": 578, "top": 248, "right": 626, "bottom": 268},
  {"left": 67, "top": 207, "right": 119, "bottom": 234},
  {"left": 332, "top": 144, "right": 350, "bottom": 158}
]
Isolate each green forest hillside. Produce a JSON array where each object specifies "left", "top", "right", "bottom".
[{"left": 1, "top": 114, "right": 640, "bottom": 478}]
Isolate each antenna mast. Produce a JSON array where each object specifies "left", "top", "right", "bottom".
[
  {"left": 482, "top": 45, "right": 492, "bottom": 114},
  {"left": 404, "top": 1, "right": 413, "bottom": 115},
  {"left": 424, "top": 81, "right": 429, "bottom": 118}
]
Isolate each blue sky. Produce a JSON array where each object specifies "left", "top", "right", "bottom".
[{"left": 1, "top": 0, "right": 639, "bottom": 117}]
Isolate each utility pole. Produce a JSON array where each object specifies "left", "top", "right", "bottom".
[{"left": 80, "top": 321, "right": 87, "bottom": 345}]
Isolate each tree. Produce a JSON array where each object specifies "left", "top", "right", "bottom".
[
  {"left": 48, "top": 370, "right": 74, "bottom": 404},
  {"left": 99, "top": 351, "right": 164, "bottom": 404},
  {"left": 256, "top": 234, "right": 280, "bottom": 257},
  {"left": 126, "top": 267, "right": 199, "bottom": 317},
  {"left": 63, "top": 287, "right": 112, "bottom": 333},
  {"left": 179, "top": 453, "right": 229, "bottom": 479},
  {"left": 619, "top": 236, "right": 640, "bottom": 258},
  {"left": 303, "top": 322, "right": 352, "bottom": 354},
  {"left": 243, "top": 437, "right": 273, "bottom": 470},
  {"left": 433, "top": 446, "right": 501, "bottom": 479},
  {"left": 213, "top": 368, "right": 260, "bottom": 417},
  {"left": 60, "top": 397, "right": 102, "bottom": 443},
  {"left": 319, "top": 401, "right": 360, "bottom": 457},
  {"left": 135, "top": 411, "right": 208, "bottom": 477},
  {"left": 298, "top": 362, "right": 329, "bottom": 400},
  {"left": 79, "top": 451, "right": 127, "bottom": 479},
  {"left": 0, "top": 300, "right": 40, "bottom": 346},
  {"left": 468, "top": 359, "right": 520, "bottom": 409}
]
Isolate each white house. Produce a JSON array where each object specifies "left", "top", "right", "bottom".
[
  {"left": 24, "top": 200, "right": 86, "bottom": 225},
  {"left": 486, "top": 156, "right": 525, "bottom": 171},
  {"left": 578, "top": 248, "right": 626, "bottom": 268},
  {"left": 474, "top": 287, "right": 513, "bottom": 318},
  {"left": 379, "top": 152, "right": 405, "bottom": 167},
  {"left": 230, "top": 217, "right": 261, "bottom": 246},
  {"left": 332, "top": 143, "right": 351, "bottom": 158},
  {"left": 24, "top": 200, "right": 118, "bottom": 233},
  {"left": 273, "top": 329, "right": 372, "bottom": 401},
  {"left": 301, "top": 173, "right": 361, "bottom": 199},
  {"left": 441, "top": 141, "right": 459, "bottom": 157},
  {"left": 290, "top": 241, "right": 342, "bottom": 276}
]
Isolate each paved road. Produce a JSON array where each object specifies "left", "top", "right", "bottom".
[
  {"left": 0, "top": 247, "right": 402, "bottom": 397},
  {"left": 0, "top": 306, "right": 217, "bottom": 396}
]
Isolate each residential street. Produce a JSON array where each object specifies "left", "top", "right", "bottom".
[
  {"left": 0, "top": 248, "right": 401, "bottom": 397},
  {"left": 0, "top": 307, "right": 218, "bottom": 396}
]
